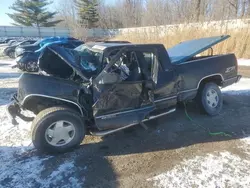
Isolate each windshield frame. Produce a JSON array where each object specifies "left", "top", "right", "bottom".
[{"left": 74, "top": 44, "right": 104, "bottom": 77}]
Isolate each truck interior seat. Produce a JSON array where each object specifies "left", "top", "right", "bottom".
[
  {"left": 136, "top": 51, "right": 151, "bottom": 80},
  {"left": 125, "top": 51, "right": 142, "bottom": 81}
]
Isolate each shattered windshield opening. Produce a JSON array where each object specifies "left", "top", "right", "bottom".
[{"left": 74, "top": 44, "right": 103, "bottom": 78}]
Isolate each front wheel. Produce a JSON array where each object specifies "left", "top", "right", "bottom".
[
  {"left": 25, "top": 61, "right": 39, "bottom": 72},
  {"left": 31, "top": 107, "right": 85, "bottom": 153},
  {"left": 197, "top": 82, "right": 223, "bottom": 116},
  {"left": 8, "top": 51, "right": 15, "bottom": 58}
]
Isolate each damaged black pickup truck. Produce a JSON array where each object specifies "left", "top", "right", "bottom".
[{"left": 7, "top": 35, "right": 241, "bottom": 153}]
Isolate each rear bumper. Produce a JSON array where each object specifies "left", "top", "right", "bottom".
[
  {"left": 6, "top": 94, "right": 34, "bottom": 125},
  {"left": 222, "top": 75, "right": 241, "bottom": 87},
  {"left": 237, "top": 75, "right": 242, "bottom": 82}
]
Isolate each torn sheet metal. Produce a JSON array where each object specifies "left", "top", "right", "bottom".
[{"left": 92, "top": 82, "right": 144, "bottom": 116}]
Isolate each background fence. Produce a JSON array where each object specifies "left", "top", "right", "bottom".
[
  {"left": 1, "top": 19, "right": 250, "bottom": 38},
  {"left": 0, "top": 26, "right": 71, "bottom": 37}
]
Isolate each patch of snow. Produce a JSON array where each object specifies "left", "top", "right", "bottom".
[
  {"left": 42, "top": 161, "right": 85, "bottom": 188},
  {"left": 0, "top": 105, "right": 32, "bottom": 147},
  {"left": 0, "top": 154, "right": 50, "bottom": 188},
  {"left": 0, "top": 59, "right": 19, "bottom": 75},
  {"left": 0, "top": 62, "right": 85, "bottom": 187},
  {"left": 148, "top": 151, "right": 250, "bottom": 188},
  {"left": 239, "top": 135, "right": 250, "bottom": 155},
  {"left": 0, "top": 104, "right": 40, "bottom": 188},
  {"left": 241, "top": 136, "right": 250, "bottom": 145},
  {"left": 238, "top": 59, "right": 250, "bottom": 66},
  {"left": 0, "top": 103, "right": 86, "bottom": 188},
  {"left": 0, "top": 150, "right": 85, "bottom": 188},
  {"left": 222, "top": 78, "right": 250, "bottom": 95}
]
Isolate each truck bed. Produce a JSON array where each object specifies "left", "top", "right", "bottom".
[{"left": 175, "top": 53, "right": 239, "bottom": 101}]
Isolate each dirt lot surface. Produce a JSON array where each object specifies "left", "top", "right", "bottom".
[{"left": 0, "top": 59, "right": 249, "bottom": 188}]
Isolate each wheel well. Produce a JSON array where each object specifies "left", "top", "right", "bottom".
[
  {"left": 199, "top": 75, "right": 223, "bottom": 88},
  {"left": 22, "top": 96, "right": 84, "bottom": 116}
]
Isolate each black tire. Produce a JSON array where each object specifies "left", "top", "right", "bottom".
[
  {"left": 31, "top": 106, "right": 85, "bottom": 153},
  {"left": 25, "top": 61, "right": 38, "bottom": 72},
  {"left": 197, "top": 82, "right": 223, "bottom": 116},
  {"left": 8, "top": 51, "right": 15, "bottom": 58}
]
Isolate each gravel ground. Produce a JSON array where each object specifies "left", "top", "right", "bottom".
[{"left": 0, "top": 58, "right": 250, "bottom": 188}]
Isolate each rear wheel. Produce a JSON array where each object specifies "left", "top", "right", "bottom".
[
  {"left": 31, "top": 107, "right": 85, "bottom": 153},
  {"left": 197, "top": 82, "right": 223, "bottom": 116}
]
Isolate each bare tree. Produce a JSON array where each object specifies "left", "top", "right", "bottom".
[
  {"left": 55, "top": 0, "right": 77, "bottom": 27},
  {"left": 97, "top": 1, "right": 124, "bottom": 28},
  {"left": 142, "top": 0, "right": 172, "bottom": 26},
  {"left": 195, "top": 0, "right": 202, "bottom": 21},
  {"left": 121, "top": 0, "right": 144, "bottom": 27},
  {"left": 56, "top": 0, "right": 250, "bottom": 30},
  {"left": 55, "top": 0, "right": 88, "bottom": 39}
]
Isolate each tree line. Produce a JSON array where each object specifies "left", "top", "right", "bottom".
[
  {"left": 7, "top": 0, "right": 99, "bottom": 28},
  {"left": 7, "top": 0, "right": 250, "bottom": 28},
  {"left": 97, "top": 0, "right": 250, "bottom": 28}
]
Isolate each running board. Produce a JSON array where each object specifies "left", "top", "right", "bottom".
[
  {"left": 90, "top": 108, "right": 176, "bottom": 136},
  {"left": 143, "top": 108, "right": 176, "bottom": 121}
]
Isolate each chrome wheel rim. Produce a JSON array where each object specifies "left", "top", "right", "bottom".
[
  {"left": 206, "top": 89, "right": 219, "bottom": 108},
  {"left": 26, "top": 62, "right": 37, "bottom": 71},
  {"left": 45, "top": 120, "right": 76, "bottom": 146}
]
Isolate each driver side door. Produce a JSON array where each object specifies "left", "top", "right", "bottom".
[{"left": 92, "top": 47, "right": 157, "bottom": 130}]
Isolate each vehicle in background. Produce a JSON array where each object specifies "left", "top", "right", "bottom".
[
  {"left": 94, "top": 40, "right": 131, "bottom": 43},
  {"left": 7, "top": 36, "right": 241, "bottom": 153},
  {"left": 0, "top": 38, "right": 14, "bottom": 45},
  {"left": 7, "top": 40, "right": 17, "bottom": 46},
  {"left": 15, "top": 37, "right": 81, "bottom": 57},
  {"left": 15, "top": 39, "right": 84, "bottom": 72},
  {"left": 3, "top": 40, "right": 37, "bottom": 58},
  {"left": 0, "top": 39, "right": 17, "bottom": 48},
  {"left": 0, "top": 38, "right": 13, "bottom": 44},
  {"left": 0, "top": 40, "right": 18, "bottom": 55}
]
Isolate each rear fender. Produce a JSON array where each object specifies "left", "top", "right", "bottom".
[{"left": 198, "top": 74, "right": 224, "bottom": 88}]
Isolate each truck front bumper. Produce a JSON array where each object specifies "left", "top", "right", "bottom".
[
  {"left": 6, "top": 94, "right": 34, "bottom": 125},
  {"left": 6, "top": 101, "right": 20, "bottom": 125}
]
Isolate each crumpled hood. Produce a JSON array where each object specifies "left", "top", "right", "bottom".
[{"left": 38, "top": 45, "right": 91, "bottom": 81}]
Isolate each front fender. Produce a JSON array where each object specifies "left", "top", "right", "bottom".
[
  {"left": 18, "top": 73, "right": 85, "bottom": 115},
  {"left": 22, "top": 94, "right": 84, "bottom": 116}
]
